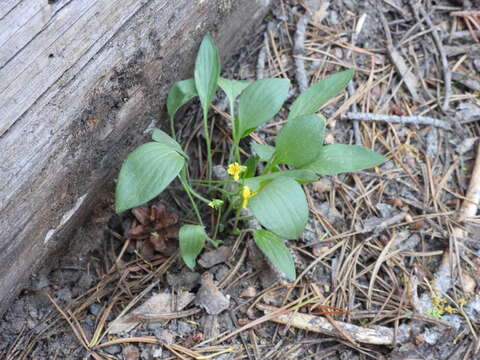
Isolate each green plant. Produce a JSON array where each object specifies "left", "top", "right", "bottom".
[{"left": 115, "top": 34, "right": 387, "bottom": 280}]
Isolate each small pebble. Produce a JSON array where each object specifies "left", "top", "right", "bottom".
[
  {"left": 88, "top": 303, "right": 102, "bottom": 316},
  {"left": 461, "top": 272, "right": 476, "bottom": 293},
  {"left": 123, "top": 344, "right": 140, "bottom": 360},
  {"left": 474, "top": 59, "right": 480, "bottom": 73},
  {"left": 147, "top": 322, "right": 164, "bottom": 331},
  {"left": 104, "top": 344, "right": 122, "bottom": 355},
  {"left": 155, "top": 329, "right": 175, "bottom": 344},
  {"left": 177, "top": 320, "right": 194, "bottom": 337},
  {"left": 240, "top": 286, "right": 257, "bottom": 298},
  {"left": 152, "top": 347, "right": 163, "bottom": 357}
]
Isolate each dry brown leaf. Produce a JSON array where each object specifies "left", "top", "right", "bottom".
[{"left": 195, "top": 273, "right": 229, "bottom": 315}]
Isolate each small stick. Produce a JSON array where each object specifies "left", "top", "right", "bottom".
[
  {"left": 293, "top": 15, "right": 309, "bottom": 93},
  {"left": 450, "top": 10, "right": 480, "bottom": 17},
  {"left": 449, "top": 30, "right": 480, "bottom": 40},
  {"left": 436, "top": 141, "right": 480, "bottom": 294},
  {"left": 256, "top": 34, "right": 268, "bottom": 80},
  {"left": 343, "top": 112, "right": 451, "bottom": 130},
  {"left": 128, "top": 308, "right": 201, "bottom": 322},
  {"left": 457, "top": 140, "right": 480, "bottom": 224},
  {"left": 417, "top": 6, "right": 452, "bottom": 112},
  {"left": 257, "top": 304, "right": 399, "bottom": 345},
  {"left": 348, "top": 13, "right": 368, "bottom": 145},
  {"left": 379, "top": 9, "right": 420, "bottom": 99}
]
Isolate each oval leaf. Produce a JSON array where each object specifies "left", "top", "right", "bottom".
[
  {"left": 115, "top": 143, "right": 185, "bottom": 213},
  {"left": 218, "top": 77, "right": 251, "bottom": 105},
  {"left": 179, "top": 225, "right": 207, "bottom": 269},
  {"left": 289, "top": 69, "right": 354, "bottom": 120},
  {"left": 275, "top": 114, "right": 325, "bottom": 167},
  {"left": 249, "top": 177, "right": 308, "bottom": 239},
  {"left": 304, "top": 144, "right": 387, "bottom": 175},
  {"left": 251, "top": 142, "right": 275, "bottom": 161},
  {"left": 152, "top": 128, "right": 184, "bottom": 154},
  {"left": 254, "top": 230, "right": 296, "bottom": 280},
  {"left": 167, "top": 78, "right": 198, "bottom": 120},
  {"left": 238, "top": 78, "right": 290, "bottom": 137},
  {"left": 194, "top": 34, "right": 220, "bottom": 112}
]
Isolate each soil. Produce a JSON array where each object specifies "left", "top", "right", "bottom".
[{"left": 2, "top": 0, "right": 480, "bottom": 359}]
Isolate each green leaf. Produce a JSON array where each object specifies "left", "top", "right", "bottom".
[
  {"left": 251, "top": 142, "right": 275, "bottom": 161},
  {"left": 152, "top": 128, "right": 186, "bottom": 156},
  {"left": 304, "top": 144, "right": 387, "bottom": 175},
  {"left": 179, "top": 225, "right": 207, "bottom": 269},
  {"left": 289, "top": 69, "right": 354, "bottom": 120},
  {"left": 115, "top": 143, "right": 185, "bottom": 213},
  {"left": 194, "top": 34, "right": 221, "bottom": 112},
  {"left": 253, "top": 230, "right": 296, "bottom": 280},
  {"left": 166, "top": 78, "right": 197, "bottom": 120},
  {"left": 244, "top": 169, "right": 317, "bottom": 192},
  {"left": 218, "top": 77, "right": 251, "bottom": 105},
  {"left": 275, "top": 114, "right": 325, "bottom": 167},
  {"left": 249, "top": 177, "right": 308, "bottom": 239},
  {"left": 238, "top": 78, "right": 290, "bottom": 137}
]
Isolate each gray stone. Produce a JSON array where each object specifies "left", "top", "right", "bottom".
[
  {"left": 104, "top": 344, "right": 122, "bottom": 355},
  {"left": 88, "top": 303, "right": 102, "bottom": 316}
]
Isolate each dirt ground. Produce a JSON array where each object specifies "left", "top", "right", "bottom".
[{"left": 2, "top": 0, "right": 480, "bottom": 359}]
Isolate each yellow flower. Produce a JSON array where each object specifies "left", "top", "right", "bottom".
[
  {"left": 444, "top": 305, "right": 456, "bottom": 314},
  {"left": 241, "top": 185, "right": 256, "bottom": 209},
  {"left": 227, "top": 162, "right": 246, "bottom": 181}
]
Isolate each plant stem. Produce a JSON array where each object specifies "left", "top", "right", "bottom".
[
  {"left": 232, "top": 206, "right": 241, "bottom": 233},
  {"left": 227, "top": 100, "right": 241, "bottom": 164},
  {"left": 261, "top": 155, "right": 278, "bottom": 174},
  {"left": 169, "top": 115, "right": 176, "bottom": 139},
  {"left": 187, "top": 184, "right": 211, "bottom": 204},
  {"left": 180, "top": 176, "right": 203, "bottom": 226},
  {"left": 213, "top": 206, "right": 222, "bottom": 239},
  {"left": 203, "top": 108, "right": 213, "bottom": 180},
  {"left": 181, "top": 167, "right": 211, "bottom": 204},
  {"left": 179, "top": 167, "right": 203, "bottom": 225}
]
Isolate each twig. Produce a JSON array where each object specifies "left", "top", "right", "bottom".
[
  {"left": 129, "top": 308, "right": 201, "bottom": 322},
  {"left": 457, "top": 140, "right": 480, "bottom": 224},
  {"left": 417, "top": 6, "right": 452, "bottom": 112},
  {"left": 256, "top": 34, "right": 268, "bottom": 80},
  {"left": 257, "top": 304, "right": 401, "bottom": 345},
  {"left": 343, "top": 112, "right": 451, "bottom": 129},
  {"left": 435, "top": 141, "right": 480, "bottom": 295},
  {"left": 379, "top": 10, "right": 420, "bottom": 99},
  {"left": 450, "top": 30, "right": 480, "bottom": 40},
  {"left": 348, "top": 13, "right": 367, "bottom": 145},
  {"left": 293, "top": 15, "right": 309, "bottom": 92},
  {"left": 310, "top": 283, "right": 357, "bottom": 345}
]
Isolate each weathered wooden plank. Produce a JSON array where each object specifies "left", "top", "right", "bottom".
[
  {"left": 0, "top": 0, "right": 272, "bottom": 314},
  {"left": 1, "top": 0, "right": 153, "bottom": 134}
]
